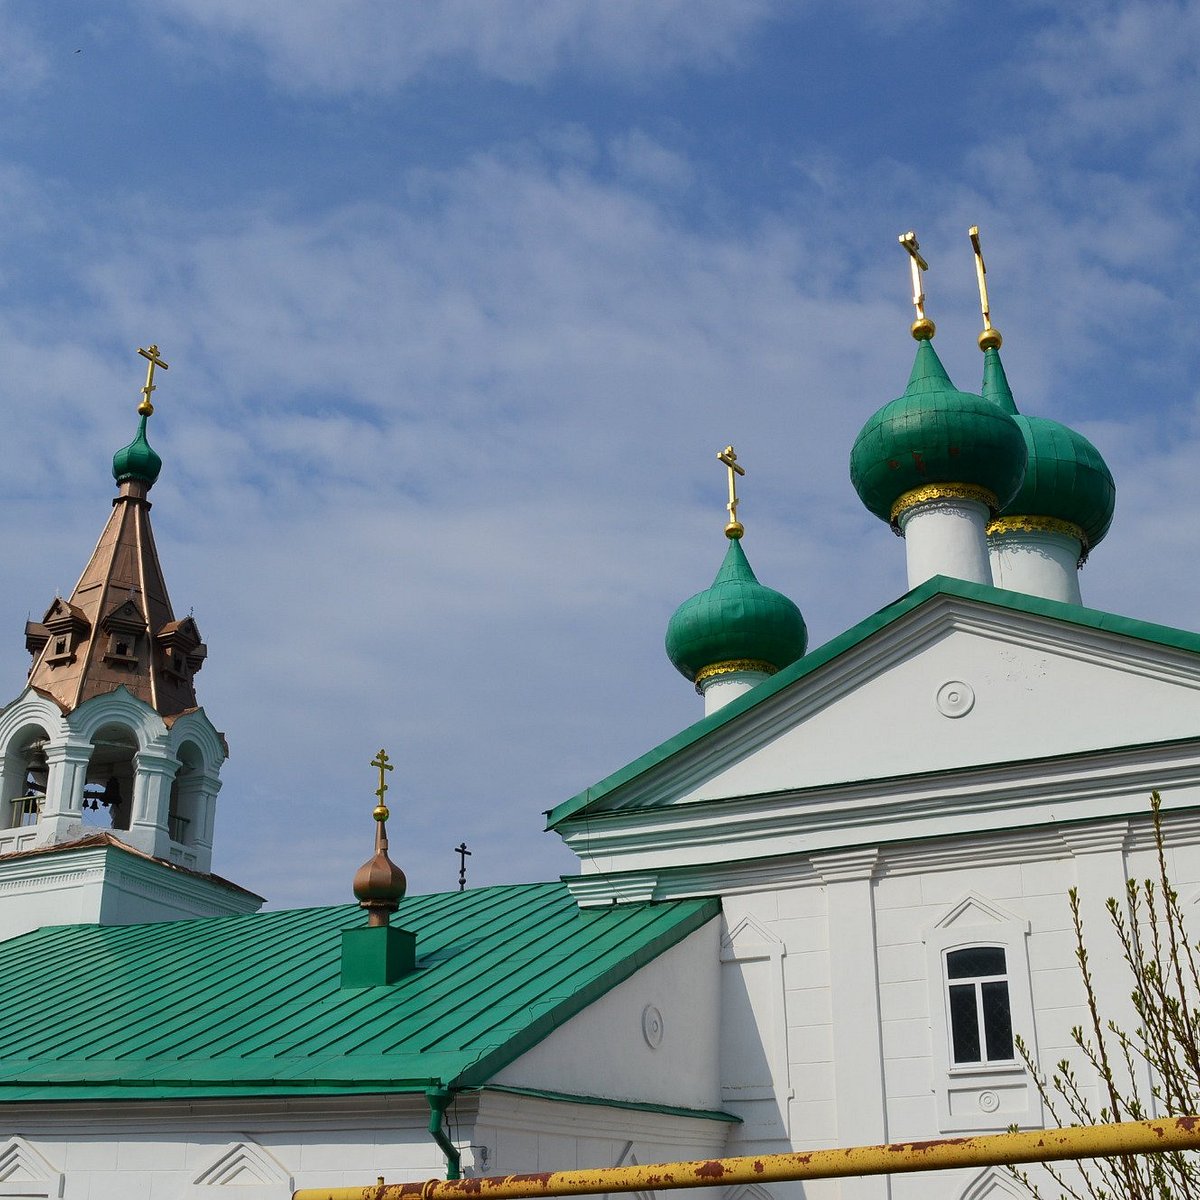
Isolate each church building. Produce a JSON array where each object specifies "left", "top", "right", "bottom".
[{"left": 0, "top": 231, "right": 1195, "bottom": 1200}]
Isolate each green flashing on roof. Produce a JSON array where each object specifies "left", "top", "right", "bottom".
[
  {"left": 665, "top": 538, "right": 807, "bottom": 684},
  {"left": 547, "top": 575, "right": 1200, "bottom": 830},
  {"left": 475, "top": 1084, "right": 741, "bottom": 1124},
  {"left": 112, "top": 414, "right": 163, "bottom": 487},
  {"left": 849, "top": 339, "right": 1027, "bottom": 524}
]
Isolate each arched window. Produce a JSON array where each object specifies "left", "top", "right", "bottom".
[{"left": 946, "top": 946, "right": 1014, "bottom": 1064}]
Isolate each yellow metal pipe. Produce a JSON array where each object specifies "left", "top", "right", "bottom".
[{"left": 294, "top": 1116, "right": 1200, "bottom": 1200}]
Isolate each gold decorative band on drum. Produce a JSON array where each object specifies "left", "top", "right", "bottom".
[
  {"left": 986, "top": 513, "right": 1090, "bottom": 565},
  {"left": 889, "top": 482, "right": 999, "bottom": 527},
  {"left": 693, "top": 658, "right": 778, "bottom": 692}
]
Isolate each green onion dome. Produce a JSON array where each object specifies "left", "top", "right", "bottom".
[
  {"left": 982, "top": 347, "right": 1115, "bottom": 554},
  {"left": 112, "top": 415, "right": 162, "bottom": 487},
  {"left": 665, "top": 537, "right": 807, "bottom": 689},
  {"left": 850, "top": 339, "right": 1027, "bottom": 529}
]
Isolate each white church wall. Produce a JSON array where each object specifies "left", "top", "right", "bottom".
[
  {"left": 472, "top": 1090, "right": 727, "bottom": 1186},
  {"left": 0, "top": 845, "right": 260, "bottom": 944},
  {"left": 0, "top": 1096, "right": 445, "bottom": 1200},
  {"left": 492, "top": 921, "right": 721, "bottom": 1113}
]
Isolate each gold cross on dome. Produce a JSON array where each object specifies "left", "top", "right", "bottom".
[
  {"left": 717, "top": 445, "right": 746, "bottom": 539},
  {"left": 370, "top": 748, "right": 394, "bottom": 820},
  {"left": 137, "top": 344, "right": 169, "bottom": 416},
  {"left": 898, "top": 231, "right": 934, "bottom": 339},
  {"left": 969, "top": 225, "right": 1002, "bottom": 349}
]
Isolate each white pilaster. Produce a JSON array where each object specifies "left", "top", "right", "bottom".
[
  {"left": 128, "top": 745, "right": 179, "bottom": 859},
  {"left": 700, "top": 670, "right": 771, "bottom": 716},
  {"left": 816, "top": 848, "right": 889, "bottom": 1200},
  {"left": 37, "top": 737, "right": 92, "bottom": 844},
  {"left": 898, "top": 498, "right": 993, "bottom": 589},
  {"left": 989, "top": 529, "right": 1084, "bottom": 605}
]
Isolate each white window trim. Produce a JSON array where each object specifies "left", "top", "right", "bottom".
[{"left": 924, "top": 894, "right": 1043, "bottom": 1133}]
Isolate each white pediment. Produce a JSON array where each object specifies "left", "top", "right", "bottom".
[
  {"left": 0, "top": 1137, "right": 63, "bottom": 1197},
  {"left": 657, "top": 597, "right": 1200, "bottom": 809},
  {"left": 932, "top": 893, "right": 1025, "bottom": 931},
  {"left": 190, "top": 1138, "right": 293, "bottom": 1195}
]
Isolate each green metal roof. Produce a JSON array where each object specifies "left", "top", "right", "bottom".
[
  {"left": 547, "top": 576, "right": 1200, "bottom": 828},
  {"left": 0, "top": 881, "right": 717, "bottom": 1102}
]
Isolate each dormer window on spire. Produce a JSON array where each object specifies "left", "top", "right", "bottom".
[
  {"left": 101, "top": 599, "right": 148, "bottom": 668},
  {"left": 37, "top": 599, "right": 91, "bottom": 667}
]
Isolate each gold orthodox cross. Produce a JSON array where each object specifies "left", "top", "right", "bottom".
[
  {"left": 969, "top": 225, "right": 1002, "bottom": 349},
  {"left": 898, "top": 232, "right": 934, "bottom": 340},
  {"left": 370, "top": 748, "right": 394, "bottom": 821},
  {"left": 717, "top": 445, "right": 745, "bottom": 539},
  {"left": 137, "top": 344, "right": 169, "bottom": 416}
]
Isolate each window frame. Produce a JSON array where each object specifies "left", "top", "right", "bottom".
[
  {"left": 923, "top": 896, "right": 1042, "bottom": 1133},
  {"left": 945, "top": 944, "right": 1015, "bottom": 1066}
]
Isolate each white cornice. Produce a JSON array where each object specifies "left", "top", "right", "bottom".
[{"left": 564, "top": 741, "right": 1200, "bottom": 903}]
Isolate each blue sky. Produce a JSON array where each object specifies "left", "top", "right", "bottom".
[{"left": 0, "top": 1, "right": 1197, "bottom": 905}]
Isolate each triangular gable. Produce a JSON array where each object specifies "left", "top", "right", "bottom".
[
  {"left": 931, "top": 894, "right": 1025, "bottom": 932},
  {"left": 958, "top": 1165, "right": 1028, "bottom": 1200},
  {"left": 191, "top": 1138, "right": 293, "bottom": 1189},
  {"left": 548, "top": 577, "right": 1200, "bottom": 827},
  {"left": 0, "top": 1137, "right": 63, "bottom": 1197}
]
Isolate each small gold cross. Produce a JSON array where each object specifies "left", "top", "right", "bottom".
[
  {"left": 717, "top": 445, "right": 746, "bottom": 539},
  {"left": 968, "top": 226, "right": 1002, "bottom": 350},
  {"left": 137, "top": 344, "right": 169, "bottom": 416},
  {"left": 370, "top": 748, "right": 394, "bottom": 821},
  {"left": 899, "top": 232, "right": 935, "bottom": 340}
]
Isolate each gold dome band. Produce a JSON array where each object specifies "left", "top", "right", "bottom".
[
  {"left": 694, "top": 658, "right": 778, "bottom": 692},
  {"left": 986, "top": 514, "right": 1089, "bottom": 566},
  {"left": 889, "top": 483, "right": 999, "bottom": 527}
]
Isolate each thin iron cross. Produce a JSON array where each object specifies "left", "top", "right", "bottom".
[
  {"left": 456, "top": 842, "right": 472, "bottom": 891},
  {"left": 137, "top": 344, "right": 169, "bottom": 415}
]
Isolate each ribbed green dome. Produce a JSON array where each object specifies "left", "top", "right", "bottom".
[
  {"left": 112, "top": 415, "right": 162, "bottom": 486},
  {"left": 850, "top": 340, "right": 1027, "bottom": 526},
  {"left": 665, "top": 538, "right": 807, "bottom": 684},
  {"left": 983, "top": 347, "right": 1115, "bottom": 549}
]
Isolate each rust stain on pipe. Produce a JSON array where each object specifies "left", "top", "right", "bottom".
[{"left": 294, "top": 1116, "right": 1200, "bottom": 1200}]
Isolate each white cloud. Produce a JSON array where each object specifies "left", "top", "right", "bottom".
[
  {"left": 146, "top": 0, "right": 782, "bottom": 94},
  {"left": 0, "top": 4, "right": 47, "bottom": 93}
]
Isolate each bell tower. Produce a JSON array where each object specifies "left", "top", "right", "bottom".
[{"left": 0, "top": 346, "right": 261, "bottom": 938}]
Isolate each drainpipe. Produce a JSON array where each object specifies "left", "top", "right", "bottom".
[{"left": 426, "top": 1088, "right": 461, "bottom": 1181}]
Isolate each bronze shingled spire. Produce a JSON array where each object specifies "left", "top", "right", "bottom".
[{"left": 24, "top": 345, "right": 207, "bottom": 718}]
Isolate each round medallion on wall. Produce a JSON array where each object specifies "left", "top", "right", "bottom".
[
  {"left": 978, "top": 1090, "right": 1000, "bottom": 1114},
  {"left": 936, "top": 680, "right": 975, "bottom": 718},
  {"left": 641, "top": 1004, "right": 664, "bottom": 1049}
]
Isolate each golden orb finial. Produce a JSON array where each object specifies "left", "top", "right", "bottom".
[
  {"left": 717, "top": 446, "right": 746, "bottom": 539},
  {"left": 136, "top": 344, "right": 169, "bottom": 416},
  {"left": 968, "top": 226, "right": 1003, "bottom": 351},
  {"left": 899, "top": 232, "right": 934, "bottom": 341}
]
